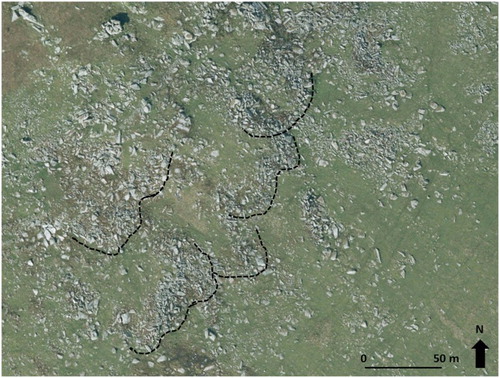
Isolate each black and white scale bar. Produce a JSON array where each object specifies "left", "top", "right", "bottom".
[{"left": 365, "top": 366, "right": 443, "bottom": 370}]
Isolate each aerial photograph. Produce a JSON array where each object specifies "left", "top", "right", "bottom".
[{"left": 2, "top": 1, "right": 498, "bottom": 376}]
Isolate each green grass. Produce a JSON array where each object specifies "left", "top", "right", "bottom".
[{"left": 3, "top": 2, "right": 497, "bottom": 376}]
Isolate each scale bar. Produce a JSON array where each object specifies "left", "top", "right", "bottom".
[{"left": 365, "top": 366, "right": 443, "bottom": 370}]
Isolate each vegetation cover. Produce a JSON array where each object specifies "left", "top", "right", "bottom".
[{"left": 2, "top": 2, "right": 497, "bottom": 375}]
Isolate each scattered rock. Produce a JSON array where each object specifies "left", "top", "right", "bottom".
[
  {"left": 157, "top": 355, "right": 167, "bottom": 363},
  {"left": 120, "top": 313, "right": 130, "bottom": 325}
]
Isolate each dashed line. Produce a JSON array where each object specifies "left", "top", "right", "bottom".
[
  {"left": 129, "top": 227, "right": 268, "bottom": 355},
  {"left": 241, "top": 72, "right": 314, "bottom": 138},
  {"left": 210, "top": 227, "right": 269, "bottom": 279},
  {"left": 229, "top": 73, "right": 314, "bottom": 219},
  {"left": 72, "top": 72, "right": 313, "bottom": 355},
  {"left": 72, "top": 151, "right": 174, "bottom": 256},
  {"left": 228, "top": 138, "right": 296, "bottom": 220}
]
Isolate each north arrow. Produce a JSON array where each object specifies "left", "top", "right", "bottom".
[{"left": 472, "top": 339, "right": 489, "bottom": 368}]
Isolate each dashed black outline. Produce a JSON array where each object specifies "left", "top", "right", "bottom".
[
  {"left": 71, "top": 72, "right": 313, "bottom": 354},
  {"left": 71, "top": 151, "right": 174, "bottom": 256},
  {"left": 229, "top": 72, "right": 314, "bottom": 220},
  {"left": 241, "top": 72, "right": 315, "bottom": 138},
  {"left": 229, "top": 133, "right": 301, "bottom": 219},
  {"left": 129, "top": 243, "right": 219, "bottom": 355},
  {"left": 129, "top": 227, "right": 268, "bottom": 355}
]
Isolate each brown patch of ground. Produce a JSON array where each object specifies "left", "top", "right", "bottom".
[
  {"left": 131, "top": 343, "right": 219, "bottom": 375},
  {"left": 2, "top": 3, "right": 49, "bottom": 95}
]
